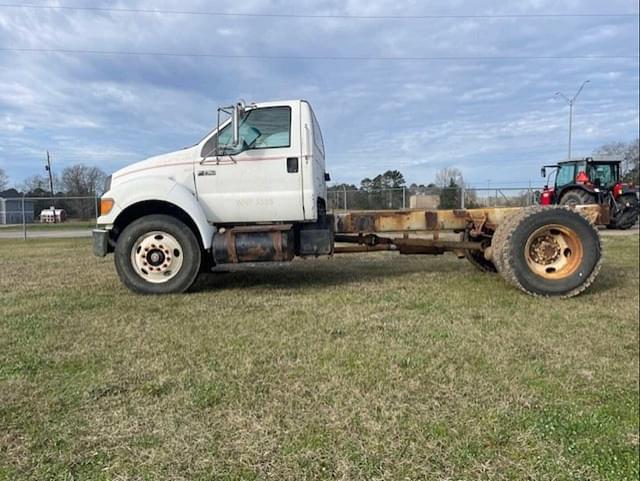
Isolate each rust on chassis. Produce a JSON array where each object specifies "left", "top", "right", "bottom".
[
  {"left": 335, "top": 205, "right": 607, "bottom": 235},
  {"left": 332, "top": 205, "right": 609, "bottom": 257}
]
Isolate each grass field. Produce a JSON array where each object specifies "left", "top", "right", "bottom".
[{"left": 1, "top": 235, "right": 638, "bottom": 480}]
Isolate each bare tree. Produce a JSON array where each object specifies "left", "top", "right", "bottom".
[
  {"left": 593, "top": 138, "right": 639, "bottom": 182},
  {"left": 60, "top": 164, "right": 106, "bottom": 220},
  {"left": 0, "top": 167, "right": 8, "bottom": 191},
  {"left": 21, "top": 174, "right": 60, "bottom": 195},
  {"left": 435, "top": 167, "right": 464, "bottom": 188},
  {"left": 61, "top": 164, "right": 106, "bottom": 195}
]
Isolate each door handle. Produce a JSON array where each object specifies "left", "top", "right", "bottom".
[{"left": 287, "top": 157, "right": 299, "bottom": 173}]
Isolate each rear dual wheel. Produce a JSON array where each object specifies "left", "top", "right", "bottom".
[
  {"left": 462, "top": 231, "right": 497, "bottom": 273},
  {"left": 491, "top": 206, "right": 602, "bottom": 298}
]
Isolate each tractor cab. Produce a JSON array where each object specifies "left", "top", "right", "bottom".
[
  {"left": 539, "top": 157, "right": 638, "bottom": 229},
  {"left": 540, "top": 158, "right": 623, "bottom": 202}
]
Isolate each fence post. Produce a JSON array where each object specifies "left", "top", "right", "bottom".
[
  {"left": 402, "top": 187, "right": 406, "bottom": 209},
  {"left": 22, "top": 194, "right": 27, "bottom": 241},
  {"left": 343, "top": 186, "right": 347, "bottom": 211},
  {"left": 94, "top": 193, "right": 99, "bottom": 226},
  {"left": 460, "top": 185, "right": 465, "bottom": 209}
]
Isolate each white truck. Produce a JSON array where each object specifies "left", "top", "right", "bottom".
[{"left": 94, "top": 99, "right": 606, "bottom": 298}]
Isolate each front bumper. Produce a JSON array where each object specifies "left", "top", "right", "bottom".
[{"left": 93, "top": 229, "right": 110, "bottom": 257}]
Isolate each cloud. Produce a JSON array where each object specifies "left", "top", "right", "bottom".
[{"left": 0, "top": 0, "right": 638, "bottom": 187}]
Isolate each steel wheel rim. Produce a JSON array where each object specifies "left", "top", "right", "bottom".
[
  {"left": 524, "top": 224, "right": 583, "bottom": 279},
  {"left": 130, "top": 231, "right": 184, "bottom": 284}
]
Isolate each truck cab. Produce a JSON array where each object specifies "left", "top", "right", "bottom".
[{"left": 94, "top": 100, "right": 333, "bottom": 294}]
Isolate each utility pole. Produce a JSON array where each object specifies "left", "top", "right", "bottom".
[
  {"left": 45, "top": 151, "right": 55, "bottom": 223},
  {"left": 556, "top": 80, "right": 590, "bottom": 160},
  {"left": 45, "top": 151, "right": 54, "bottom": 198}
]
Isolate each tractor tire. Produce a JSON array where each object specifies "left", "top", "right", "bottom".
[
  {"left": 115, "top": 214, "right": 202, "bottom": 295},
  {"left": 461, "top": 231, "right": 497, "bottom": 273},
  {"left": 608, "top": 194, "right": 639, "bottom": 230},
  {"left": 491, "top": 206, "right": 602, "bottom": 298},
  {"left": 559, "top": 189, "right": 596, "bottom": 207}
]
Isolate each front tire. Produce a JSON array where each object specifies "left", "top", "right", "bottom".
[
  {"left": 608, "top": 194, "right": 639, "bottom": 230},
  {"left": 115, "top": 214, "right": 202, "bottom": 294}
]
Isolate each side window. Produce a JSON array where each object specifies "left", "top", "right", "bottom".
[
  {"left": 201, "top": 123, "right": 232, "bottom": 158},
  {"left": 241, "top": 107, "right": 291, "bottom": 149}
]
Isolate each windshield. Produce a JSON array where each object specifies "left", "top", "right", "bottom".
[{"left": 555, "top": 164, "right": 576, "bottom": 187}]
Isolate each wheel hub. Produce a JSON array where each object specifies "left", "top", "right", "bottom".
[
  {"left": 529, "top": 235, "right": 561, "bottom": 265},
  {"left": 147, "top": 249, "right": 166, "bottom": 266},
  {"left": 524, "top": 225, "right": 584, "bottom": 279},
  {"left": 131, "top": 232, "right": 183, "bottom": 284}
]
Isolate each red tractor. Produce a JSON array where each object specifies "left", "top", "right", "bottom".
[{"left": 540, "top": 157, "right": 638, "bottom": 229}]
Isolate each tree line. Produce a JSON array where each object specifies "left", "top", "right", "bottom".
[
  {"left": 0, "top": 138, "right": 637, "bottom": 217},
  {"left": 328, "top": 167, "right": 474, "bottom": 209},
  {"left": 328, "top": 138, "right": 639, "bottom": 210},
  {"left": 0, "top": 164, "right": 107, "bottom": 220}
]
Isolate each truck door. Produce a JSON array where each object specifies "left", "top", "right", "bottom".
[{"left": 195, "top": 103, "right": 305, "bottom": 224}]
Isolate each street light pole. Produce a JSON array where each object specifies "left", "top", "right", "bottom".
[{"left": 556, "top": 80, "right": 589, "bottom": 160}]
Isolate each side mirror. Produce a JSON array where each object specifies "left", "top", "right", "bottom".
[
  {"left": 231, "top": 101, "right": 245, "bottom": 147},
  {"left": 540, "top": 167, "right": 546, "bottom": 178},
  {"left": 324, "top": 172, "right": 331, "bottom": 182}
]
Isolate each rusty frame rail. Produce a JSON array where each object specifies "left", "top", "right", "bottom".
[
  {"left": 334, "top": 204, "right": 608, "bottom": 234},
  {"left": 332, "top": 204, "right": 609, "bottom": 257}
]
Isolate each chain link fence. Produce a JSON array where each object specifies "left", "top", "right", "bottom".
[
  {"left": 0, "top": 187, "right": 544, "bottom": 240},
  {"left": 0, "top": 195, "right": 98, "bottom": 240},
  {"left": 327, "top": 186, "right": 542, "bottom": 211}
]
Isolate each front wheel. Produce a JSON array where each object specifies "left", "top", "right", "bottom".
[
  {"left": 608, "top": 194, "right": 639, "bottom": 230},
  {"left": 115, "top": 214, "right": 202, "bottom": 294}
]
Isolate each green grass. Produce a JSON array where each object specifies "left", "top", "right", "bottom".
[
  {"left": 0, "top": 235, "right": 638, "bottom": 480},
  {"left": 0, "top": 220, "right": 94, "bottom": 231}
]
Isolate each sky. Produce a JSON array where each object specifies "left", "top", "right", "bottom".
[{"left": 0, "top": 0, "right": 638, "bottom": 188}]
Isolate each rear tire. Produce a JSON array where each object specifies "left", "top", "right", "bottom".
[
  {"left": 462, "top": 231, "right": 497, "bottom": 273},
  {"left": 491, "top": 206, "right": 602, "bottom": 298},
  {"left": 115, "top": 214, "right": 202, "bottom": 294},
  {"left": 559, "top": 189, "right": 596, "bottom": 207},
  {"left": 608, "top": 194, "right": 638, "bottom": 230}
]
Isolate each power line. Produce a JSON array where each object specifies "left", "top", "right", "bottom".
[
  {"left": 0, "top": 3, "right": 638, "bottom": 20},
  {"left": 0, "top": 47, "right": 637, "bottom": 62}
]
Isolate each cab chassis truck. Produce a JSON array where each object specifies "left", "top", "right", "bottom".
[{"left": 93, "top": 100, "right": 607, "bottom": 298}]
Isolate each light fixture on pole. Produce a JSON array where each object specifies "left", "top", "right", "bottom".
[{"left": 555, "top": 80, "right": 590, "bottom": 160}]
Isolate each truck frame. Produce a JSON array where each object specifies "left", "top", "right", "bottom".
[{"left": 93, "top": 99, "right": 607, "bottom": 298}]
